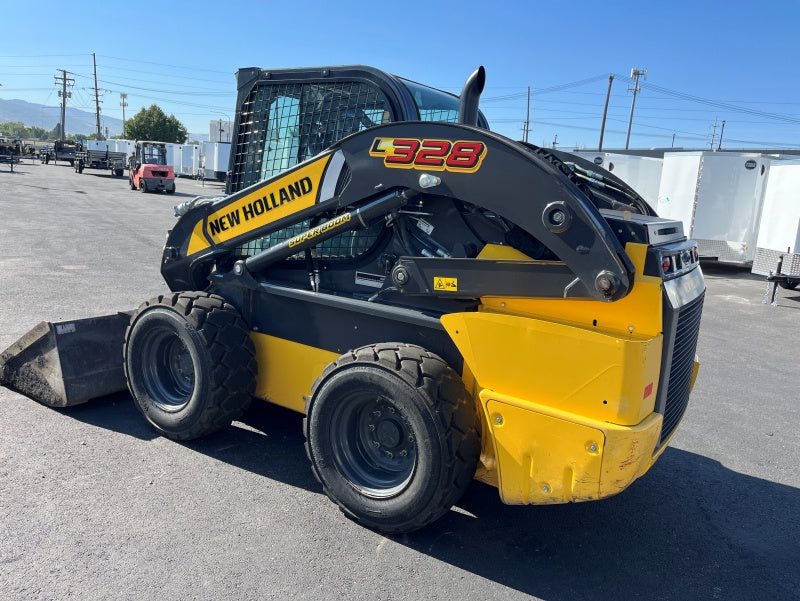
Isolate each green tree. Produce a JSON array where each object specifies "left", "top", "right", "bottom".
[
  {"left": 123, "top": 104, "right": 188, "bottom": 143},
  {"left": 0, "top": 121, "right": 26, "bottom": 138},
  {"left": 30, "top": 126, "right": 49, "bottom": 140}
]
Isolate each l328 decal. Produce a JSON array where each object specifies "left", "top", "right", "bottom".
[{"left": 369, "top": 137, "right": 487, "bottom": 173}]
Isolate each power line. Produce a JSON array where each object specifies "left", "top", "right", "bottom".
[
  {"left": 96, "top": 54, "right": 233, "bottom": 76},
  {"left": 636, "top": 80, "right": 800, "bottom": 125},
  {"left": 482, "top": 74, "right": 609, "bottom": 103}
]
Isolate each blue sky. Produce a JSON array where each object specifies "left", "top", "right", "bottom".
[{"left": 2, "top": 0, "right": 799, "bottom": 149}]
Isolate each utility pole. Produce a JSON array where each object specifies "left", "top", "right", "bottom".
[
  {"left": 120, "top": 93, "right": 128, "bottom": 134},
  {"left": 717, "top": 120, "right": 726, "bottom": 151},
  {"left": 710, "top": 116, "right": 718, "bottom": 150},
  {"left": 552, "top": 134, "right": 558, "bottom": 149},
  {"left": 92, "top": 53, "right": 102, "bottom": 139},
  {"left": 625, "top": 67, "right": 647, "bottom": 150},
  {"left": 54, "top": 70, "right": 74, "bottom": 140},
  {"left": 524, "top": 86, "right": 531, "bottom": 143},
  {"left": 598, "top": 74, "right": 614, "bottom": 151}
]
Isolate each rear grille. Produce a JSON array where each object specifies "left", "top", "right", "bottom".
[{"left": 658, "top": 290, "right": 704, "bottom": 445}]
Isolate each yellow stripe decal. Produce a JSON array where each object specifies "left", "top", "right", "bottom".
[{"left": 187, "top": 155, "right": 332, "bottom": 255}]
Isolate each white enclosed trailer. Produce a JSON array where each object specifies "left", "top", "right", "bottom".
[
  {"left": 115, "top": 139, "right": 135, "bottom": 158},
  {"left": 87, "top": 140, "right": 112, "bottom": 151},
  {"left": 175, "top": 144, "right": 201, "bottom": 178},
  {"left": 202, "top": 141, "right": 231, "bottom": 181},
  {"left": 571, "top": 152, "right": 664, "bottom": 206},
  {"left": 163, "top": 143, "right": 179, "bottom": 172},
  {"left": 751, "top": 160, "right": 800, "bottom": 287},
  {"left": 655, "top": 151, "right": 770, "bottom": 265}
]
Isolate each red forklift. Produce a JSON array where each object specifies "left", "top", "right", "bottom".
[{"left": 128, "top": 141, "right": 176, "bottom": 194}]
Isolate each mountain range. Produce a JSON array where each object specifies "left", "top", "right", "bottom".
[{"left": 0, "top": 98, "right": 208, "bottom": 141}]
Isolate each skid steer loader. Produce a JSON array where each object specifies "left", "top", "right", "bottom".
[{"left": 0, "top": 65, "right": 705, "bottom": 533}]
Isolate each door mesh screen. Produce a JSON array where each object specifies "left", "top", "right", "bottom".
[
  {"left": 229, "top": 80, "right": 390, "bottom": 260},
  {"left": 228, "top": 81, "right": 389, "bottom": 194}
]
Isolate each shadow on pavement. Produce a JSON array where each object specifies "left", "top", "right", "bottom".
[
  {"left": 397, "top": 447, "right": 799, "bottom": 601},
  {"left": 59, "top": 391, "right": 158, "bottom": 441},
  {"left": 64, "top": 393, "right": 320, "bottom": 492},
  {"left": 700, "top": 261, "right": 762, "bottom": 281},
  {"left": 64, "top": 397, "right": 799, "bottom": 600}
]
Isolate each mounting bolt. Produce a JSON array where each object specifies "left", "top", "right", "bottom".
[
  {"left": 542, "top": 484, "right": 550, "bottom": 493},
  {"left": 495, "top": 415, "right": 503, "bottom": 425},
  {"left": 392, "top": 265, "right": 410, "bottom": 286},
  {"left": 589, "top": 442, "right": 599, "bottom": 453},
  {"left": 542, "top": 201, "right": 573, "bottom": 233},
  {"left": 595, "top": 271, "right": 620, "bottom": 298}
]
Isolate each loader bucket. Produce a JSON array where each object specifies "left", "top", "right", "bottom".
[{"left": 0, "top": 313, "right": 131, "bottom": 407}]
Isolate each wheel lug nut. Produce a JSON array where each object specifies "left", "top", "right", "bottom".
[
  {"left": 385, "top": 451, "right": 394, "bottom": 459},
  {"left": 368, "top": 424, "right": 376, "bottom": 431},
  {"left": 372, "top": 441, "right": 381, "bottom": 448},
  {"left": 372, "top": 411, "right": 382, "bottom": 418},
  {"left": 399, "top": 450, "right": 407, "bottom": 457}
]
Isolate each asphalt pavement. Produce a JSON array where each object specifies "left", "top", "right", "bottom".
[{"left": 1, "top": 158, "right": 798, "bottom": 601}]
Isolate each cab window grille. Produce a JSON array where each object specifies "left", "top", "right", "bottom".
[
  {"left": 230, "top": 80, "right": 389, "bottom": 261},
  {"left": 418, "top": 108, "right": 459, "bottom": 123},
  {"left": 236, "top": 220, "right": 384, "bottom": 261},
  {"left": 229, "top": 81, "right": 389, "bottom": 194}
]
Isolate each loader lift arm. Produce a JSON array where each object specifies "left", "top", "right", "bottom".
[{"left": 161, "top": 122, "right": 637, "bottom": 304}]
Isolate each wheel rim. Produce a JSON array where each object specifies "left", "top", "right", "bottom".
[
  {"left": 138, "top": 325, "right": 195, "bottom": 411},
  {"left": 331, "top": 392, "right": 417, "bottom": 498}
]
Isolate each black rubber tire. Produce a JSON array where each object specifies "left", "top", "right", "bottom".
[
  {"left": 124, "top": 291, "right": 257, "bottom": 441},
  {"left": 166, "top": 186, "right": 175, "bottom": 195},
  {"left": 304, "top": 343, "right": 480, "bottom": 533},
  {"left": 140, "top": 178, "right": 147, "bottom": 193},
  {"left": 778, "top": 279, "right": 799, "bottom": 290},
  {"left": 115, "top": 168, "right": 124, "bottom": 177}
]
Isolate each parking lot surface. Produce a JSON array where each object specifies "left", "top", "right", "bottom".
[{"left": 1, "top": 159, "right": 799, "bottom": 600}]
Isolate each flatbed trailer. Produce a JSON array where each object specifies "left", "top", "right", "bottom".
[
  {"left": 0, "top": 137, "right": 22, "bottom": 165},
  {"left": 75, "top": 148, "right": 127, "bottom": 177}
]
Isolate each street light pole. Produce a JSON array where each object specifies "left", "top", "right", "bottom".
[
  {"left": 598, "top": 74, "right": 614, "bottom": 152},
  {"left": 120, "top": 93, "right": 128, "bottom": 134}
]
